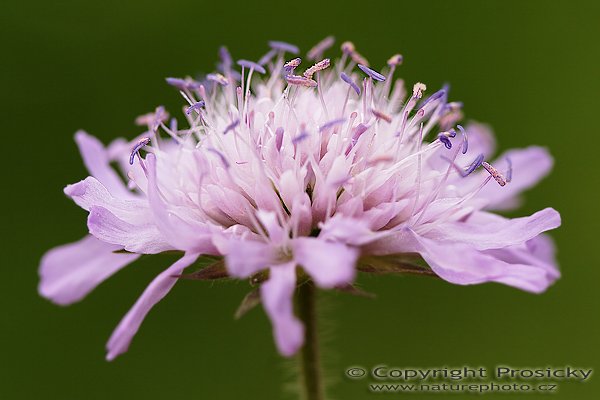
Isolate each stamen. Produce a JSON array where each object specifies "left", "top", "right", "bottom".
[
  {"left": 437, "top": 132, "right": 452, "bottom": 149},
  {"left": 223, "top": 119, "right": 240, "bottom": 134},
  {"left": 387, "top": 54, "right": 403, "bottom": 67},
  {"left": 418, "top": 89, "right": 446, "bottom": 110},
  {"left": 206, "top": 73, "right": 229, "bottom": 86},
  {"left": 345, "top": 123, "right": 369, "bottom": 155},
  {"left": 412, "top": 82, "right": 427, "bottom": 99},
  {"left": 457, "top": 124, "right": 468, "bottom": 154},
  {"left": 372, "top": 109, "right": 392, "bottom": 123},
  {"left": 219, "top": 46, "right": 233, "bottom": 69},
  {"left": 285, "top": 75, "right": 317, "bottom": 87},
  {"left": 268, "top": 40, "right": 300, "bottom": 55},
  {"left": 341, "top": 41, "right": 369, "bottom": 65},
  {"left": 340, "top": 72, "right": 361, "bottom": 95},
  {"left": 358, "top": 64, "right": 386, "bottom": 82},
  {"left": 319, "top": 118, "right": 346, "bottom": 132},
  {"left": 129, "top": 137, "right": 150, "bottom": 165},
  {"left": 292, "top": 131, "right": 310, "bottom": 144},
  {"left": 506, "top": 157, "right": 513, "bottom": 182},
  {"left": 442, "top": 153, "right": 484, "bottom": 177},
  {"left": 186, "top": 101, "right": 205, "bottom": 115},
  {"left": 165, "top": 77, "right": 201, "bottom": 91},
  {"left": 207, "top": 148, "right": 230, "bottom": 169},
  {"left": 237, "top": 60, "right": 266, "bottom": 74},
  {"left": 307, "top": 36, "right": 335, "bottom": 60},
  {"left": 303, "top": 59, "right": 331, "bottom": 79},
  {"left": 258, "top": 49, "right": 277, "bottom": 66},
  {"left": 284, "top": 58, "right": 302, "bottom": 72},
  {"left": 482, "top": 161, "right": 507, "bottom": 186}
]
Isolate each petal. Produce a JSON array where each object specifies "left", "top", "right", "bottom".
[
  {"left": 88, "top": 206, "right": 174, "bottom": 254},
  {"left": 292, "top": 237, "right": 359, "bottom": 288},
  {"left": 403, "top": 229, "right": 558, "bottom": 293},
  {"left": 260, "top": 263, "right": 304, "bottom": 356},
  {"left": 39, "top": 235, "right": 139, "bottom": 305},
  {"left": 106, "top": 252, "right": 200, "bottom": 361},
  {"left": 146, "top": 154, "right": 218, "bottom": 253},
  {"left": 64, "top": 176, "right": 150, "bottom": 221},
  {"left": 74, "top": 131, "right": 134, "bottom": 199},
  {"left": 424, "top": 208, "right": 561, "bottom": 250},
  {"left": 217, "top": 236, "right": 277, "bottom": 278}
]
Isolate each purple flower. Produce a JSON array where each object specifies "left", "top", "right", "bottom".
[{"left": 39, "top": 43, "right": 561, "bottom": 360}]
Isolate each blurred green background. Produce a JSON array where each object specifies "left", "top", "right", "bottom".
[{"left": 2, "top": 0, "right": 599, "bottom": 399}]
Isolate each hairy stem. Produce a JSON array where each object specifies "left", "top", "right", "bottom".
[{"left": 297, "top": 281, "right": 325, "bottom": 400}]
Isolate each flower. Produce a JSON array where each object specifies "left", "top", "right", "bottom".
[{"left": 39, "top": 39, "right": 561, "bottom": 360}]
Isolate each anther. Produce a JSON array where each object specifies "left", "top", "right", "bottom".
[
  {"left": 482, "top": 161, "right": 507, "bottom": 186},
  {"left": 457, "top": 125, "right": 468, "bottom": 154},
  {"left": 284, "top": 58, "right": 302, "bottom": 72},
  {"left": 506, "top": 157, "right": 513, "bottom": 182},
  {"left": 372, "top": 109, "right": 392, "bottom": 123},
  {"left": 442, "top": 154, "right": 484, "bottom": 177},
  {"left": 186, "top": 101, "right": 206, "bottom": 115},
  {"left": 129, "top": 137, "right": 150, "bottom": 165},
  {"left": 237, "top": 60, "right": 266, "bottom": 74},
  {"left": 413, "top": 82, "right": 427, "bottom": 99},
  {"left": 285, "top": 75, "right": 317, "bottom": 87},
  {"left": 358, "top": 64, "right": 386, "bottom": 82},
  {"left": 319, "top": 118, "right": 346, "bottom": 132},
  {"left": 275, "top": 127, "right": 284, "bottom": 151},
  {"left": 303, "top": 59, "right": 331, "bottom": 79},
  {"left": 207, "top": 148, "right": 230, "bottom": 169},
  {"left": 223, "top": 119, "right": 240, "bottom": 134},
  {"left": 387, "top": 54, "right": 403, "bottom": 67},
  {"left": 307, "top": 36, "right": 335, "bottom": 60},
  {"left": 268, "top": 41, "right": 300, "bottom": 55},
  {"left": 340, "top": 72, "right": 361, "bottom": 95},
  {"left": 437, "top": 132, "right": 453, "bottom": 149},
  {"left": 206, "top": 73, "right": 229, "bottom": 86}
]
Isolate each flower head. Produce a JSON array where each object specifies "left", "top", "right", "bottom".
[{"left": 39, "top": 38, "right": 561, "bottom": 360}]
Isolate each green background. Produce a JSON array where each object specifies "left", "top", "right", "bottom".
[{"left": 2, "top": 0, "right": 599, "bottom": 398}]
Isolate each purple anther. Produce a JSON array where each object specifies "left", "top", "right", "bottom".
[
  {"left": 292, "top": 131, "right": 310, "bottom": 144},
  {"left": 219, "top": 46, "right": 233, "bottom": 68},
  {"left": 319, "top": 118, "right": 346, "bottom": 132},
  {"left": 340, "top": 72, "right": 361, "bottom": 95},
  {"left": 258, "top": 49, "right": 277, "bottom": 66},
  {"left": 357, "top": 64, "right": 386, "bottom": 82},
  {"left": 345, "top": 123, "right": 369, "bottom": 155},
  {"left": 285, "top": 75, "right": 318, "bottom": 87},
  {"left": 129, "top": 137, "right": 150, "bottom": 165},
  {"left": 284, "top": 58, "right": 302, "bottom": 72},
  {"left": 372, "top": 109, "right": 392, "bottom": 123},
  {"left": 438, "top": 133, "right": 452, "bottom": 149},
  {"left": 268, "top": 41, "right": 300, "bottom": 55},
  {"left": 186, "top": 101, "right": 205, "bottom": 115},
  {"left": 457, "top": 125, "right": 468, "bottom": 154},
  {"left": 207, "top": 148, "right": 230, "bottom": 169},
  {"left": 223, "top": 119, "right": 240, "bottom": 134},
  {"left": 419, "top": 89, "right": 446, "bottom": 109},
  {"left": 442, "top": 153, "right": 484, "bottom": 177},
  {"left": 506, "top": 157, "right": 513, "bottom": 182},
  {"left": 207, "top": 73, "right": 229, "bottom": 86},
  {"left": 307, "top": 36, "right": 335, "bottom": 60},
  {"left": 274, "top": 127, "right": 284, "bottom": 151},
  {"left": 387, "top": 54, "right": 403, "bottom": 67},
  {"left": 482, "top": 161, "right": 507, "bottom": 187},
  {"left": 237, "top": 60, "right": 266, "bottom": 74},
  {"left": 169, "top": 118, "right": 178, "bottom": 132},
  {"left": 165, "top": 77, "right": 187, "bottom": 90}
]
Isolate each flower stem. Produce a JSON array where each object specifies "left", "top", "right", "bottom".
[{"left": 297, "top": 281, "right": 325, "bottom": 400}]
